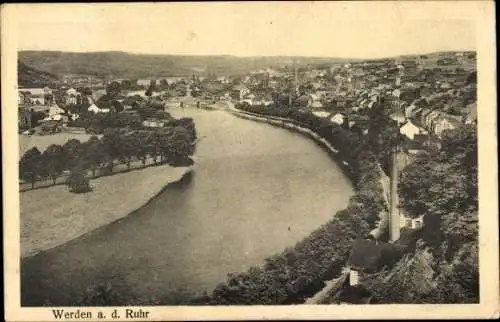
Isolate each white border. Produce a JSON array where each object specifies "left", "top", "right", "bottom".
[{"left": 2, "top": 2, "right": 499, "bottom": 320}]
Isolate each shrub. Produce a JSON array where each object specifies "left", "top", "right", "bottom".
[{"left": 66, "top": 167, "right": 91, "bottom": 193}]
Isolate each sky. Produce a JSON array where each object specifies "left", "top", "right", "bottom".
[{"left": 13, "top": 2, "right": 477, "bottom": 59}]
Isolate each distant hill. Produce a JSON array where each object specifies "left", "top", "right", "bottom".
[
  {"left": 18, "top": 61, "right": 59, "bottom": 88},
  {"left": 18, "top": 51, "right": 353, "bottom": 79}
]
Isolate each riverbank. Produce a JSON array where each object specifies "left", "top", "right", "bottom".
[
  {"left": 21, "top": 164, "right": 191, "bottom": 258},
  {"left": 230, "top": 104, "right": 391, "bottom": 238}
]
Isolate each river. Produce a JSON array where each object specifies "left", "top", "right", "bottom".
[{"left": 21, "top": 108, "right": 354, "bottom": 306}]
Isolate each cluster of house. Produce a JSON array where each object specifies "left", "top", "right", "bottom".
[
  {"left": 61, "top": 74, "right": 105, "bottom": 88},
  {"left": 18, "top": 86, "right": 107, "bottom": 132},
  {"left": 234, "top": 52, "right": 476, "bottom": 151}
]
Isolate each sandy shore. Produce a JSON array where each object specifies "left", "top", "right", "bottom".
[{"left": 21, "top": 164, "right": 191, "bottom": 258}]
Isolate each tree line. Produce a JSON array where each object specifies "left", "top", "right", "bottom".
[{"left": 19, "top": 118, "right": 197, "bottom": 192}]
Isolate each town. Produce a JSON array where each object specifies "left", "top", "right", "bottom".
[
  {"left": 19, "top": 51, "right": 476, "bottom": 142},
  {"left": 18, "top": 50, "right": 478, "bottom": 306}
]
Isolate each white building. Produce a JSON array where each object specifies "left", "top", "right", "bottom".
[
  {"left": 400, "top": 214, "right": 425, "bottom": 229},
  {"left": 330, "top": 113, "right": 346, "bottom": 125},
  {"left": 88, "top": 104, "right": 110, "bottom": 114},
  {"left": 400, "top": 120, "right": 422, "bottom": 140},
  {"left": 434, "top": 116, "right": 460, "bottom": 137},
  {"left": 312, "top": 111, "right": 330, "bottom": 118},
  {"left": 49, "top": 104, "right": 66, "bottom": 118}
]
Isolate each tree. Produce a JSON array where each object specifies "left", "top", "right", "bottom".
[
  {"left": 119, "top": 133, "right": 139, "bottom": 170},
  {"left": 162, "top": 126, "right": 195, "bottom": 166},
  {"left": 43, "top": 144, "right": 64, "bottom": 185},
  {"left": 132, "top": 132, "right": 150, "bottom": 167},
  {"left": 62, "top": 139, "right": 83, "bottom": 171},
  {"left": 106, "top": 81, "right": 122, "bottom": 98},
  {"left": 30, "top": 110, "right": 46, "bottom": 127},
  {"left": 159, "top": 79, "right": 169, "bottom": 90},
  {"left": 84, "top": 136, "right": 106, "bottom": 177},
  {"left": 145, "top": 86, "right": 153, "bottom": 98},
  {"left": 66, "top": 166, "right": 91, "bottom": 193},
  {"left": 77, "top": 87, "right": 93, "bottom": 96},
  {"left": 101, "top": 128, "right": 124, "bottom": 172},
  {"left": 120, "top": 79, "right": 133, "bottom": 91},
  {"left": 19, "top": 147, "right": 42, "bottom": 188},
  {"left": 86, "top": 117, "right": 104, "bottom": 134},
  {"left": 111, "top": 100, "right": 124, "bottom": 113}
]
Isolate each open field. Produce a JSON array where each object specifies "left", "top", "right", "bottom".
[
  {"left": 21, "top": 164, "right": 190, "bottom": 258},
  {"left": 19, "top": 132, "right": 98, "bottom": 156}
]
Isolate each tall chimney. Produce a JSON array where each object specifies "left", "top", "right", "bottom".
[
  {"left": 294, "top": 59, "right": 298, "bottom": 95},
  {"left": 389, "top": 145, "right": 401, "bottom": 242},
  {"left": 289, "top": 59, "right": 297, "bottom": 108}
]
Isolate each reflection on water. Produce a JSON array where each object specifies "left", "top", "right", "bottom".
[{"left": 21, "top": 109, "right": 353, "bottom": 306}]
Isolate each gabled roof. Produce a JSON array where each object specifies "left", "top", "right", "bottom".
[
  {"left": 348, "top": 239, "right": 405, "bottom": 273},
  {"left": 440, "top": 115, "right": 462, "bottom": 128}
]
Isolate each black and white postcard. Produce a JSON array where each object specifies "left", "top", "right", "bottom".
[{"left": 2, "top": 1, "right": 498, "bottom": 320}]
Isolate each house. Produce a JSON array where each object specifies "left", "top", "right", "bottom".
[
  {"left": 424, "top": 110, "right": 441, "bottom": 130},
  {"left": 142, "top": 118, "right": 166, "bottom": 128},
  {"left": 440, "top": 82, "right": 452, "bottom": 90},
  {"left": 126, "top": 90, "right": 147, "bottom": 98},
  {"left": 231, "top": 85, "right": 250, "bottom": 101},
  {"left": 65, "top": 88, "right": 79, "bottom": 105},
  {"left": 312, "top": 111, "right": 330, "bottom": 118},
  {"left": 49, "top": 104, "right": 66, "bottom": 118},
  {"left": 241, "top": 93, "right": 256, "bottom": 105},
  {"left": 399, "top": 120, "right": 425, "bottom": 140},
  {"left": 400, "top": 214, "right": 425, "bottom": 229},
  {"left": 18, "top": 92, "right": 26, "bottom": 105},
  {"left": 404, "top": 104, "right": 420, "bottom": 118},
  {"left": 137, "top": 79, "right": 158, "bottom": 87},
  {"left": 165, "top": 98, "right": 182, "bottom": 108},
  {"left": 411, "top": 215, "right": 425, "bottom": 229},
  {"left": 253, "top": 94, "right": 274, "bottom": 106},
  {"left": 330, "top": 113, "right": 346, "bottom": 125},
  {"left": 92, "top": 89, "right": 107, "bottom": 102},
  {"left": 434, "top": 116, "right": 461, "bottom": 137},
  {"left": 390, "top": 110, "right": 406, "bottom": 125},
  {"left": 429, "top": 110, "right": 444, "bottom": 131},
  {"left": 464, "top": 102, "right": 477, "bottom": 124},
  {"left": 310, "top": 100, "right": 324, "bottom": 109},
  {"left": 88, "top": 103, "right": 110, "bottom": 114},
  {"left": 42, "top": 113, "right": 68, "bottom": 123}
]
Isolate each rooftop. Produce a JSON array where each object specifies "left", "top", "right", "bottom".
[{"left": 347, "top": 238, "right": 405, "bottom": 273}]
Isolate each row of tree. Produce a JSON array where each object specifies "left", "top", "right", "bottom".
[
  {"left": 19, "top": 119, "right": 197, "bottom": 190},
  {"left": 185, "top": 104, "right": 385, "bottom": 305}
]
